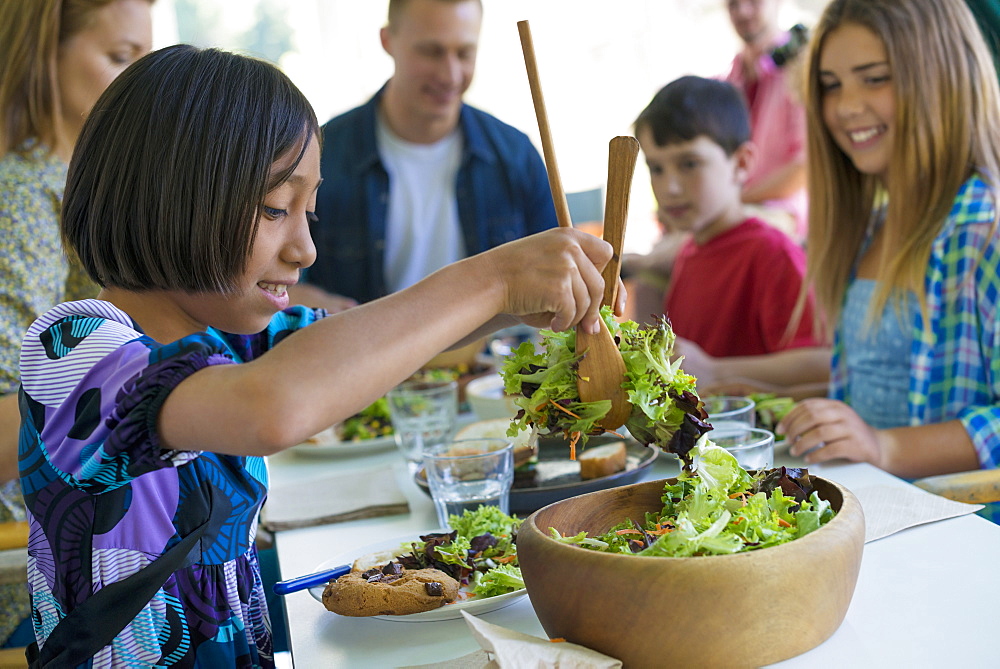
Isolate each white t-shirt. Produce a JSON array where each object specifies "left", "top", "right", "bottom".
[{"left": 376, "top": 116, "right": 465, "bottom": 293}]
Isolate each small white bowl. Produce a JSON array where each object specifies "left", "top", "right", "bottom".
[{"left": 464, "top": 374, "right": 519, "bottom": 420}]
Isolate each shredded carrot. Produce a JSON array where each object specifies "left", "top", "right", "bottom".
[
  {"left": 777, "top": 518, "right": 792, "bottom": 528},
  {"left": 549, "top": 399, "right": 582, "bottom": 419},
  {"left": 493, "top": 554, "right": 518, "bottom": 564},
  {"left": 647, "top": 526, "right": 673, "bottom": 535},
  {"left": 568, "top": 431, "right": 581, "bottom": 460},
  {"left": 615, "top": 528, "right": 644, "bottom": 536},
  {"left": 731, "top": 517, "right": 743, "bottom": 525},
  {"left": 606, "top": 429, "right": 626, "bottom": 438},
  {"left": 549, "top": 638, "right": 567, "bottom": 643},
  {"left": 534, "top": 402, "right": 549, "bottom": 412}
]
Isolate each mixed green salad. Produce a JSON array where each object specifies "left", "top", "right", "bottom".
[
  {"left": 396, "top": 505, "right": 524, "bottom": 599},
  {"left": 339, "top": 369, "right": 470, "bottom": 441},
  {"left": 500, "top": 308, "right": 711, "bottom": 459},
  {"left": 749, "top": 393, "right": 795, "bottom": 440},
  {"left": 553, "top": 441, "right": 836, "bottom": 558},
  {"left": 339, "top": 397, "right": 393, "bottom": 441}
]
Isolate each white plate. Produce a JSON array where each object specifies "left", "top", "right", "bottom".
[
  {"left": 307, "top": 533, "right": 527, "bottom": 622},
  {"left": 289, "top": 433, "right": 397, "bottom": 458}
]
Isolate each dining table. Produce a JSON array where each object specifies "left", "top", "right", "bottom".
[{"left": 267, "top": 426, "right": 1000, "bottom": 668}]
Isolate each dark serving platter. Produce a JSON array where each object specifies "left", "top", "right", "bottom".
[{"left": 415, "top": 434, "right": 658, "bottom": 515}]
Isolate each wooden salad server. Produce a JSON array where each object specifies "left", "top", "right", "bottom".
[
  {"left": 517, "top": 20, "right": 634, "bottom": 430},
  {"left": 576, "top": 137, "right": 638, "bottom": 429}
]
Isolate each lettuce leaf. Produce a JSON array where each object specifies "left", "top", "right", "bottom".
[
  {"left": 398, "top": 506, "right": 523, "bottom": 599},
  {"left": 472, "top": 563, "right": 524, "bottom": 598},
  {"left": 448, "top": 504, "right": 521, "bottom": 542},
  {"left": 568, "top": 442, "right": 836, "bottom": 557}
]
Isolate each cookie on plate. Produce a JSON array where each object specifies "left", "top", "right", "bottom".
[{"left": 322, "top": 565, "right": 460, "bottom": 617}]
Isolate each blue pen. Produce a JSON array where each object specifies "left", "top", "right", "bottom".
[{"left": 272, "top": 564, "right": 351, "bottom": 596}]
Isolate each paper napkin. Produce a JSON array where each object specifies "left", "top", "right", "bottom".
[
  {"left": 399, "top": 612, "right": 622, "bottom": 669},
  {"left": 398, "top": 650, "right": 495, "bottom": 669},
  {"left": 853, "top": 484, "right": 984, "bottom": 543},
  {"left": 462, "top": 612, "right": 622, "bottom": 668},
  {"left": 261, "top": 464, "right": 409, "bottom": 531}
]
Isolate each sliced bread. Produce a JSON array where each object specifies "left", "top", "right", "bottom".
[{"left": 578, "top": 441, "right": 627, "bottom": 480}]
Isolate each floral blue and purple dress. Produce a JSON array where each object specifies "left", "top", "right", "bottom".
[{"left": 19, "top": 299, "right": 322, "bottom": 667}]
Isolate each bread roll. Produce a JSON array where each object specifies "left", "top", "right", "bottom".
[
  {"left": 578, "top": 441, "right": 627, "bottom": 480},
  {"left": 455, "top": 418, "right": 538, "bottom": 468}
]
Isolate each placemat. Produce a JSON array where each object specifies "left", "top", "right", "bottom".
[{"left": 262, "top": 464, "right": 409, "bottom": 531}]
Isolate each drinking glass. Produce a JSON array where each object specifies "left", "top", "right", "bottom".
[
  {"left": 386, "top": 379, "right": 458, "bottom": 476},
  {"left": 423, "top": 438, "right": 514, "bottom": 529},
  {"left": 710, "top": 426, "right": 775, "bottom": 471},
  {"left": 705, "top": 395, "right": 756, "bottom": 431}
]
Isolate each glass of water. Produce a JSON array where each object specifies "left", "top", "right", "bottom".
[
  {"left": 423, "top": 438, "right": 514, "bottom": 529},
  {"left": 386, "top": 379, "right": 458, "bottom": 476},
  {"left": 704, "top": 395, "right": 756, "bottom": 431},
  {"left": 710, "top": 426, "right": 775, "bottom": 471}
]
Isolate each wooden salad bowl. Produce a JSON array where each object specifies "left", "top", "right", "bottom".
[{"left": 516, "top": 476, "right": 865, "bottom": 668}]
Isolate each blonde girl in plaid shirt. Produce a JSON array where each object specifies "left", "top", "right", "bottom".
[{"left": 779, "top": 0, "right": 1000, "bottom": 480}]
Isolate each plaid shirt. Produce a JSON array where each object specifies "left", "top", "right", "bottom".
[{"left": 830, "top": 175, "right": 1000, "bottom": 467}]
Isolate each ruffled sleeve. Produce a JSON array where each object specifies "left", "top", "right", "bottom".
[
  {"left": 101, "top": 333, "right": 238, "bottom": 477},
  {"left": 20, "top": 303, "right": 237, "bottom": 494}
]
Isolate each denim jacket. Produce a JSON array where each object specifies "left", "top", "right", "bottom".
[{"left": 308, "top": 85, "right": 557, "bottom": 303}]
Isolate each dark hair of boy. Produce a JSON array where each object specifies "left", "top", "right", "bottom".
[
  {"left": 634, "top": 75, "right": 751, "bottom": 156},
  {"left": 62, "top": 44, "right": 320, "bottom": 294}
]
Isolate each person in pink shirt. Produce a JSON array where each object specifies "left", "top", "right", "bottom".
[
  {"left": 725, "top": 0, "right": 808, "bottom": 241},
  {"left": 634, "top": 75, "right": 827, "bottom": 371}
]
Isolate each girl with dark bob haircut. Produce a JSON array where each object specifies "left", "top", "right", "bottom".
[
  {"left": 63, "top": 44, "right": 316, "bottom": 293},
  {"left": 19, "top": 44, "right": 620, "bottom": 666}
]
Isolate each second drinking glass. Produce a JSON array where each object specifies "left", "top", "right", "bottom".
[{"left": 385, "top": 379, "right": 459, "bottom": 476}]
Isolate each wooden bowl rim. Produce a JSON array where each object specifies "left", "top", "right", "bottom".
[{"left": 521, "top": 474, "right": 864, "bottom": 565}]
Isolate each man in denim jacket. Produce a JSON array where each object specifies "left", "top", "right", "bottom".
[{"left": 292, "top": 0, "right": 556, "bottom": 309}]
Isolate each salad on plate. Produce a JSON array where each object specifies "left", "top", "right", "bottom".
[
  {"left": 317, "top": 504, "right": 526, "bottom": 620},
  {"left": 395, "top": 504, "right": 524, "bottom": 599},
  {"left": 749, "top": 392, "right": 795, "bottom": 439},
  {"left": 304, "top": 366, "right": 484, "bottom": 446}
]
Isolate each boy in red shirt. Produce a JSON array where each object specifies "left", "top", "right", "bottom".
[{"left": 634, "top": 75, "right": 820, "bottom": 358}]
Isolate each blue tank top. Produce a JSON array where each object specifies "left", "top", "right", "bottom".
[{"left": 841, "top": 279, "right": 915, "bottom": 429}]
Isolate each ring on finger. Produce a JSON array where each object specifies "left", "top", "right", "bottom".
[{"left": 803, "top": 441, "right": 825, "bottom": 456}]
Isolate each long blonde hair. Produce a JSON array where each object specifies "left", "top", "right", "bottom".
[
  {"left": 803, "top": 0, "right": 1000, "bottom": 335},
  {"left": 0, "top": 0, "right": 133, "bottom": 155}
]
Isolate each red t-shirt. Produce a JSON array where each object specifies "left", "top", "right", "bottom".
[{"left": 663, "top": 217, "right": 820, "bottom": 357}]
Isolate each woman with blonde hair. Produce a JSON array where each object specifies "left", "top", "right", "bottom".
[
  {"left": 780, "top": 0, "right": 1000, "bottom": 483},
  {"left": 0, "top": 0, "right": 153, "bottom": 648}
]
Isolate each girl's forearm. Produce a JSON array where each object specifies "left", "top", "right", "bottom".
[
  {"left": 161, "top": 256, "right": 504, "bottom": 456},
  {"left": 717, "top": 347, "right": 831, "bottom": 389},
  {"left": 879, "top": 420, "right": 982, "bottom": 479}
]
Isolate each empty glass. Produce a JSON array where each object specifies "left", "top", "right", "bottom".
[
  {"left": 705, "top": 396, "right": 756, "bottom": 432},
  {"left": 710, "top": 426, "right": 775, "bottom": 471},
  {"left": 386, "top": 379, "right": 458, "bottom": 476}
]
